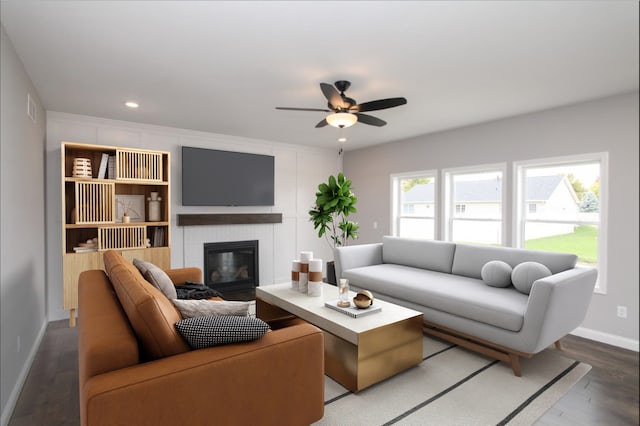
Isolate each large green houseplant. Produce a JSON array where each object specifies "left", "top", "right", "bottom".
[{"left": 309, "top": 172, "right": 359, "bottom": 283}]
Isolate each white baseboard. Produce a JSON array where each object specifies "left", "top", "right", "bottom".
[
  {"left": 571, "top": 326, "right": 639, "bottom": 352},
  {"left": 1, "top": 320, "right": 48, "bottom": 426}
]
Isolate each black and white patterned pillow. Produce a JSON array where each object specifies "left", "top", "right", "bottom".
[{"left": 175, "top": 315, "right": 270, "bottom": 349}]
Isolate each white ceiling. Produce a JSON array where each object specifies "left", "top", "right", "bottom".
[{"left": 1, "top": 1, "right": 638, "bottom": 151}]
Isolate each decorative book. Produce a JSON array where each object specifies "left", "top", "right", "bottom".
[
  {"left": 324, "top": 300, "right": 381, "bottom": 318},
  {"left": 97, "top": 153, "right": 109, "bottom": 179}
]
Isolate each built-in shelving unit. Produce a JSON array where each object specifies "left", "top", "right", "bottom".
[{"left": 61, "top": 142, "right": 171, "bottom": 326}]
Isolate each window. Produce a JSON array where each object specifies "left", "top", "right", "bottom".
[
  {"left": 443, "top": 165, "right": 506, "bottom": 245},
  {"left": 392, "top": 172, "right": 436, "bottom": 239},
  {"left": 514, "top": 153, "right": 607, "bottom": 292}
]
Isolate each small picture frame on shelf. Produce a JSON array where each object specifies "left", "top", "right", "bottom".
[{"left": 115, "top": 194, "right": 145, "bottom": 223}]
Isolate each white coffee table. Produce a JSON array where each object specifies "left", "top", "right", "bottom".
[{"left": 256, "top": 282, "right": 423, "bottom": 392}]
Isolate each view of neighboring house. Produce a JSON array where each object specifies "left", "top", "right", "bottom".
[{"left": 402, "top": 175, "right": 585, "bottom": 241}]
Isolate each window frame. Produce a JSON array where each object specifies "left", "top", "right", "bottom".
[
  {"left": 391, "top": 170, "right": 438, "bottom": 240},
  {"left": 513, "top": 152, "right": 608, "bottom": 293},
  {"left": 442, "top": 163, "right": 507, "bottom": 245}
]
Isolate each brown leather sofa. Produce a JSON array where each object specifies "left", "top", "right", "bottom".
[{"left": 78, "top": 250, "right": 324, "bottom": 426}]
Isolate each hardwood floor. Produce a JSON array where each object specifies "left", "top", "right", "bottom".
[
  {"left": 535, "top": 335, "right": 639, "bottom": 425},
  {"left": 8, "top": 321, "right": 79, "bottom": 426},
  {"left": 7, "top": 320, "right": 639, "bottom": 425}
]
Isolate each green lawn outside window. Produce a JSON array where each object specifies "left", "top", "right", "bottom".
[{"left": 525, "top": 225, "right": 598, "bottom": 265}]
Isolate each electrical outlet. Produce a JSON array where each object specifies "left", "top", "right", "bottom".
[
  {"left": 617, "top": 305, "right": 627, "bottom": 319},
  {"left": 373, "top": 221, "right": 378, "bottom": 230}
]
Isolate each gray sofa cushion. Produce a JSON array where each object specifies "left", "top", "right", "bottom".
[
  {"left": 451, "top": 244, "right": 577, "bottom": 280},
  {"left": 343, "top": 264, "right": 528, "bottom": 332},
  {"left": 382, "top": 236, "right": 456, "bottom": 273}
]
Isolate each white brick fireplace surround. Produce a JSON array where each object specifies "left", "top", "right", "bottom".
[{"left": 182, "top": 223, "right": 278, "bottom": 287}]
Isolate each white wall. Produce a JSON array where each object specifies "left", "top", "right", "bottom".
[
  {"left": 46, "top": 112, "right": 342, "bottom": 321},
  {"left": 343, "top": 92, "right": 639, "bottom": 350},
  {"left": 0, "top": 24, "right": 47, "bottom": 425}
]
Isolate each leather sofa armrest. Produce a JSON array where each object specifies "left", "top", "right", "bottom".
[
  {"left": 164, "top": 267, "right": 202, "bottom": 285},
  {"left": 81, "top": 323, "right": 324, "bottom": 426}
]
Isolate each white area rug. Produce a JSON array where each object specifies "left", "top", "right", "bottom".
[{"left": 316, "top": 335, "right": 591, "bottom": 426}]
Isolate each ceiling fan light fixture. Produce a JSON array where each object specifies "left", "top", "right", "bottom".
[{"left": 326, "top": 112, "right": 357, "bottom": 128}]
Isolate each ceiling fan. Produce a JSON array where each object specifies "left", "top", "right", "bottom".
[{"left": 276, "top": 80, "right": 407, "bottom": 128}]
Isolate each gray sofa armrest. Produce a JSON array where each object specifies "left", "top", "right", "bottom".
[
  {"left": 523, "top": 266, "right": 598, "bottom": 352},
  {"left": 334, "top": 243, "right": 383, "bottom": 280}
]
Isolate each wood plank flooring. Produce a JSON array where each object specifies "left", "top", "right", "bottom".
[{"left": 7, "top": 320, "right": 639, "bottom": 425}]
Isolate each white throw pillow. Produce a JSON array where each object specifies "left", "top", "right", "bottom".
[
  {"left": 481, "top": 260, "right": 513, "bottom": 288},
  {"left": 511, "top": 261, "right": 552, "bottom": 294},
  {"left": 172, "top": 299, "right": 250, "bottom": 319}
]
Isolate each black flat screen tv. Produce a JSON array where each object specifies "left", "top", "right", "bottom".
[{"left": 181, "top": 146, "right": 275, "bottom": 206}]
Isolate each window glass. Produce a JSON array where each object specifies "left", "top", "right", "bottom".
[
  {"left": 392, "top": 173, "right": 436, "bottom": 239},
  {"left": 516, "top": 156, "right": 605, "bottom": 291},
  {"left": 445, "top": 168, "right": 504, "bottom": 245}
]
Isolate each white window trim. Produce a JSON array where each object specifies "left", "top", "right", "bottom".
[
  {"left": 390, "top": 170, "right": 438, "bottom": 239},
  {"left": 512, "top": 152, "right": 608, "bottom": 294},
  {"left": 442, "top": 163, "right": 507, "bottom": 245}
]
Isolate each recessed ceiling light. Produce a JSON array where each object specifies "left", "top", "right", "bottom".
[
  {"left": 338, "top": 137, "right": 347, "bottom": 143},
  {"left": 124, "top": 101, "right": 139, "bottom": 108}
]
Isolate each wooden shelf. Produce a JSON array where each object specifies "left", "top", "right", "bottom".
[
  {"left": 178, "top": 213, "right": 282, "bottom": 226},
  {"left": 64, "top": 177, "right": 169, "bottom": 185},
  {"left": 65, "top": 221, "right": 169, "bottom": 229},
  {"left": 61, "top": 142, "right": 171, "bottom": 327}
]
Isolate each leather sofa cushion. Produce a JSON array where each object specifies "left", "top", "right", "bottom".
[
  {"left": 382, "top": 236, "right": 456, "bottom": 273},
  {"left": 104, "top": 251, "right": 190, "bottom": 359},
  {"left": 78, "top": 269, "right": 139, "bottom": 384}
]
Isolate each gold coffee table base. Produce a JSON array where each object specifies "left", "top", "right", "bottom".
[{"left": 256, "top": 298, "right": 423, "bottom": 392}]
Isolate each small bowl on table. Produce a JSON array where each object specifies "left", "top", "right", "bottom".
[{"left": 353, "top": 290, "right": 374, "bottom": 309}]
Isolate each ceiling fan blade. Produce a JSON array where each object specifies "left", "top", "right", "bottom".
[
  {"left": 355, "top": 113, "right": 386, "bottom": 127},
  {"left": 320, "top": 83, "right": 345, "bottom": 110},
  {"left": 315, "top": 118, "right": 329, "bottom": 128},
  {"left": 276, "top": 107, "right": 330, "bottom": 112},
  {"left": 355, "top": 97, "right": 407, "bottom": 113}
]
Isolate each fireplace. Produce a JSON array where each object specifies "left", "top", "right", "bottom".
[{"left": 204, "top": 240, "right": 258, "bottom": 298}]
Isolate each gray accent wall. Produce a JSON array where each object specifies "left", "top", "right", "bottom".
[
  {"left": 1, "top": 24, "right": 47, "bottom": 424},
  {"left": 343, "top": 92, "right": 639, "bottom": 349}
]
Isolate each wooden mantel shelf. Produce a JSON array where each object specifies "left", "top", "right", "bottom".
[{"left": 177, "top": 213, "right": 282, "bottom": 226}]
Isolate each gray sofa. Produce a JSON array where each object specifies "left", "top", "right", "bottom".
[{"left": 334, "top": 236, "right": 598, "bottom": 375}]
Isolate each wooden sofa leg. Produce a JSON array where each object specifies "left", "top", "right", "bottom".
[
  {"left": 509, "top": 353, "right": 522, "bottom": 377},
  {"left": 554, "top": 340, "right": 563, "bottom": 350}
]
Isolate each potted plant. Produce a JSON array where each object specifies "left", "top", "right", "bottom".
[{"left": 309, "top": 172, "right": 359, "bottom": 283}]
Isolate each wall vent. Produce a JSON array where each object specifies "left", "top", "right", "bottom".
[{"left": 27, "top": 93, "right": 37, "bottom": 123}]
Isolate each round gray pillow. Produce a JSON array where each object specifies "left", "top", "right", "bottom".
[
  {"left": 511, "top": 261, "right": 552, "bottom": 294},
  {"left": 481, "top": 260, "right": 513, "bottom": 288}
]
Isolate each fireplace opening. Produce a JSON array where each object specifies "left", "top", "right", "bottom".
[{"left": 204, "top": 240, "right": 258, "bottom": 300}]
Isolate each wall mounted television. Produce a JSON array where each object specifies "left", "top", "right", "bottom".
[{"left": 181, "top": 146, "right": 275, "bottom": 206}]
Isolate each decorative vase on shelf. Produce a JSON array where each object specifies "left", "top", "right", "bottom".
[{"left": 148, "top": 192, "right": 162, "bottom": 222}]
